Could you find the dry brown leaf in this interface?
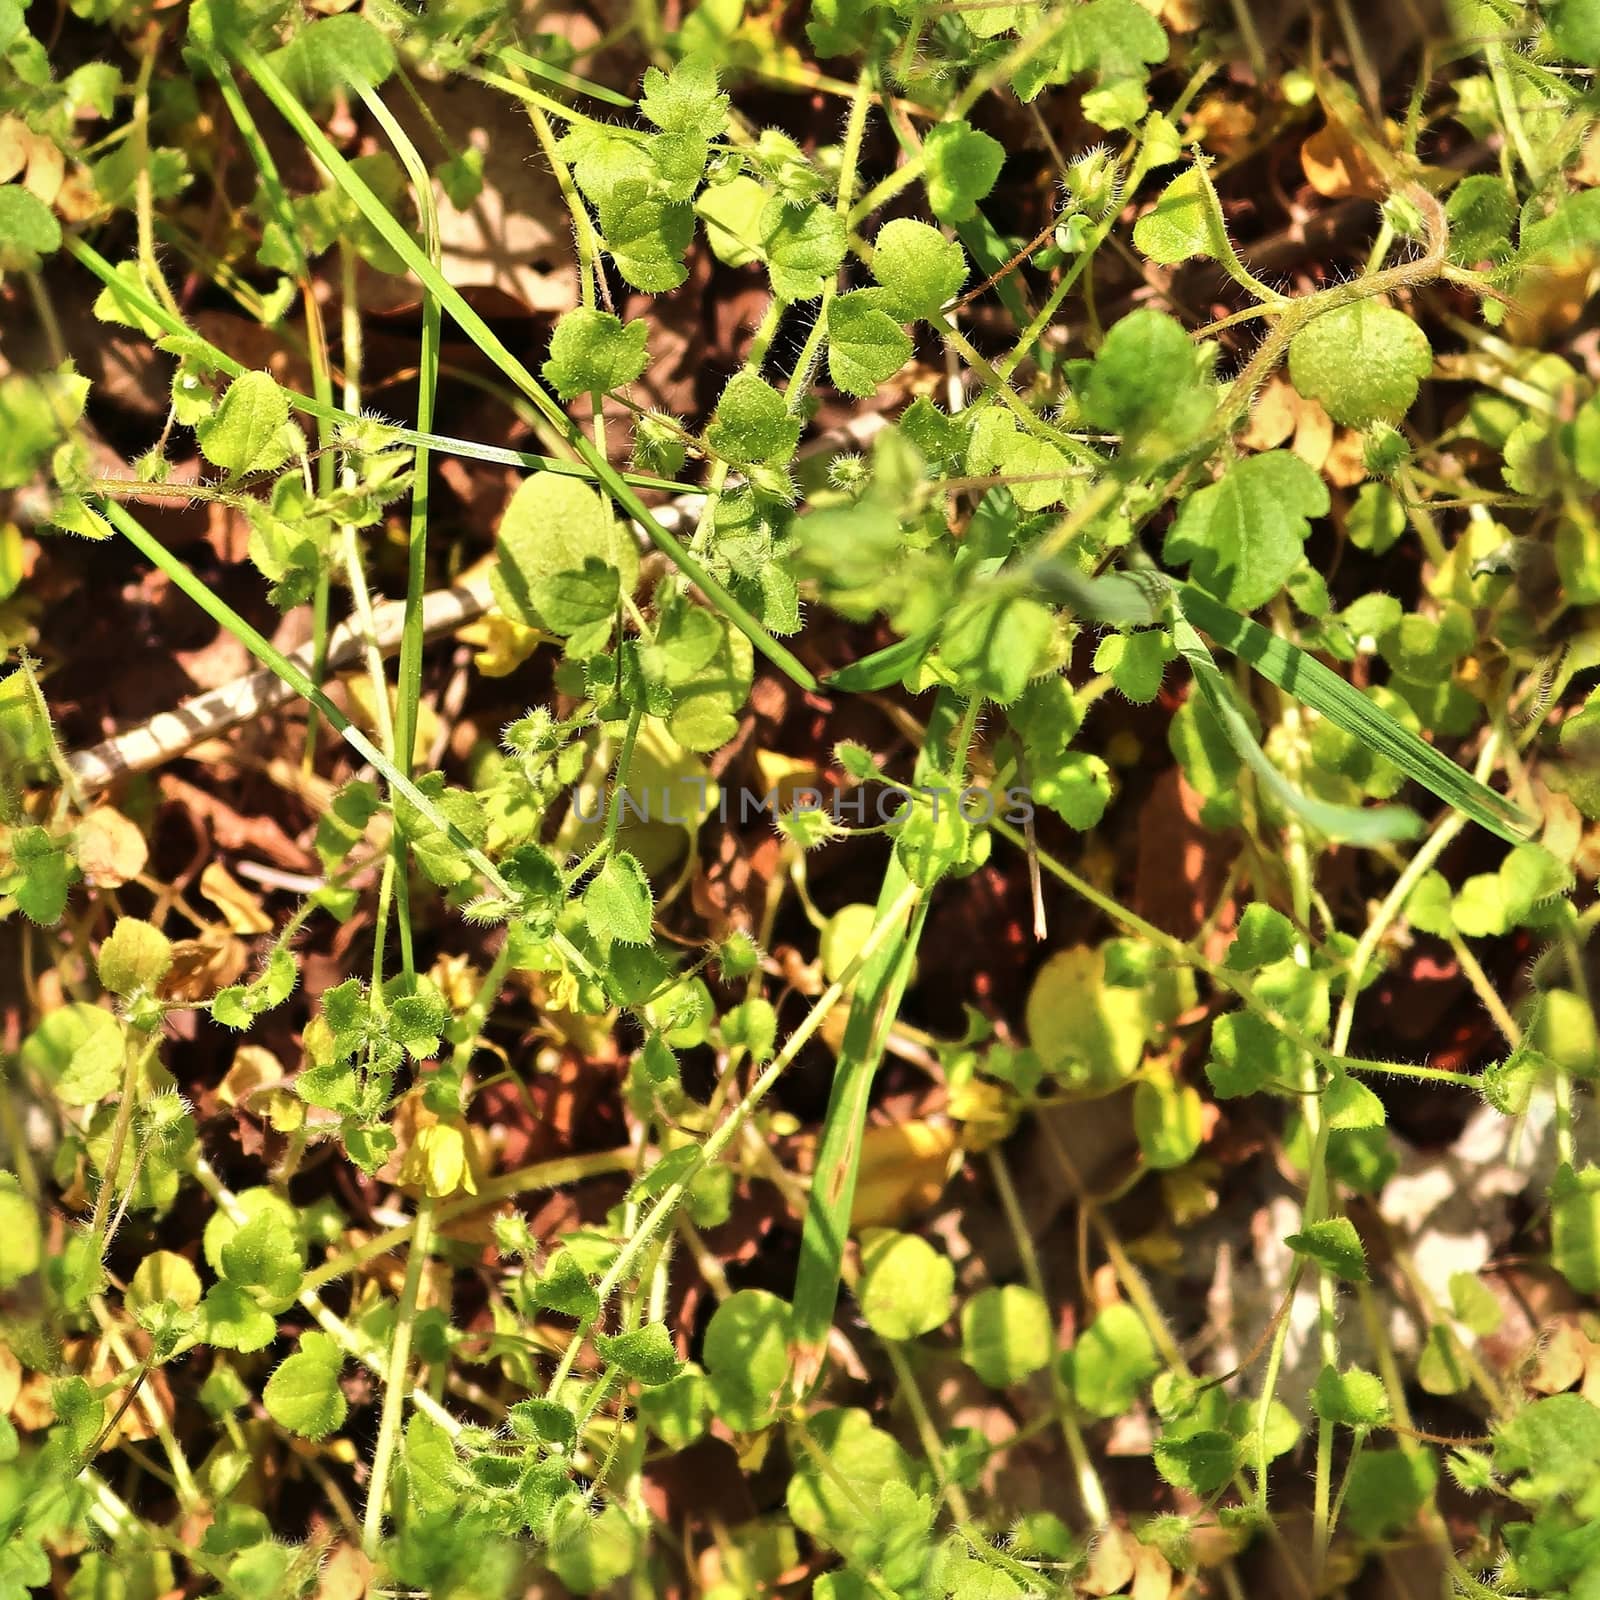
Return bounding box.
[1323,427,1369,487]
[0,1345,20,1415]
[199,860,274,934]
[316,1546,374,1600]
[1301,120,1388,198]
[390,77,579,316]
[1190,95,1256,155]
[217,1043,286,1108]
[163,927,250,1000]
[1241,375,1300,451]
[1131,1543,1176,1600]
[1503,255,1599,345]
[75,806,149,887]
[1082,1525,1138,1596]
[1528,1318,1592,1394]
[1290,394,1334,472]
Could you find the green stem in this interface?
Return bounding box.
[362,1195,434,1554]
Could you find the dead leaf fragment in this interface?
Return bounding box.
[850,1119,959,1227]
[1301,119,1388,198]
[75,807,148,887]
[200,860,274,934]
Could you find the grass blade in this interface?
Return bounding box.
[1176,583,1535,845]
[1169,606,1425,846]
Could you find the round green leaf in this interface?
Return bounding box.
[21,1002,124,1106]
[491,471,639,632]
[97,917,173,997]
[703,1289,793,1431]
[0,186,62,272]
[856,1230,955,1341]
[870,219,966,322]
[960,1284,1053,1388]
[1064,1302,1159,1418]
[263,1332,346,1439]
[1288,301,1432,427]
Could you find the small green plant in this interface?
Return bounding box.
[3,0,1600,1595]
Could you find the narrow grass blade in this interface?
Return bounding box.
[1031,556,1534,846]
[491,44,635,107]
[1176,583,1535,845]
[788,689,966,1387]
[233,46,819,693]
[1170,608,1425,846]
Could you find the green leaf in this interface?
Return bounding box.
[1082,307,1213,454]
[697,174,768,267]
[529,1248,601,1320]
[856,1230,955,1341]
[1550,1162,1600,1294]
[0,185,61,272]
[1341,1447,1436,1541]
[639,55,729,138]
[1064,1302,1160,1418]
[491,471,639,633]
[1225,904,1298,970]
[543,309,650,400]
[599,184,693,291]
[584,851,654,946]
[263,14,395,104]
[0,1176,42,1289]
[1519,188,1600,265]
[1286,1215,1368,1281]
[219,1211,304,1313]
[595,1321,683,1386]
[97,918,174,997]
[940,591,1055,703]
[703,1289,793,1431]
[1175,583,1532,845]
[870,219,966,322]
[1448,1270,1502,1337]
[960,1284,1053,1388]
[785,1409,924,1563]
[1163,451,1329,611]
[761,200,847,301]
[1446,175,1515,266]
[1092,629,1170,703]
[200,1282,277,1353]
[1133,167,1215,264]
[196,371,295,476]
[1311,1363,1390,1427]
[826,292,912,396]
[1493,1392,1600,1505]
[1347,481,1407,553]
[263,1332,346,1439]
[924,121,1005,224]
[6,824,71,924]
[705,372,802,468]
[637,1365,709,1451]
[1549,0,1600,63]
[1205,1009,1294,1098]
[1026,943,1182,1093]
[203,1186,303,1276]
[1288,302,1432,427]
[966,411,1072,513]
[1133,1072,1203,1169]
[21,1002,124,1106]
[1154,1429,1237,1494]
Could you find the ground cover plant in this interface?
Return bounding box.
[2,0,1600,1592]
